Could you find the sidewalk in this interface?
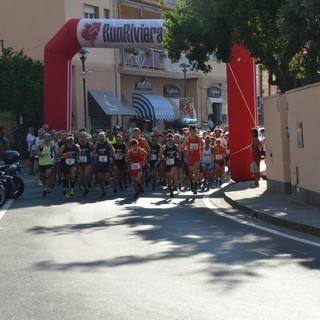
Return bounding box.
[224,179,320,238]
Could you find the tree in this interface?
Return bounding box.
[162,0,320,93]
[0,40,43,129]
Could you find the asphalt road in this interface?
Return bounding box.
[0,176,320,320]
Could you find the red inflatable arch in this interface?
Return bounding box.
[44,19,257,181]
[44,19,163,131]
[227,45,257,181]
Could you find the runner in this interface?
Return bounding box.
[37,133,55,197]
[132,127,151,192]
[173,133,184,190]
[213,138,227,187]
[181,125,203,194]
[201,136,214,190]
[112,133,128,193]
[93,131,115,198]
[51,130,60,188]
[132,127,151,155]
[57,133,80,198]
[148,134,161,191]
[57,130,67,185]
[126,139,148,199]
[30,128,45,186]
[78,131,94,196]
[160,133,182,198]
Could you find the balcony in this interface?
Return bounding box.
[120,48,166,70]
[119,48,202,75]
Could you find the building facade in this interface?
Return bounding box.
[0,0,228,132]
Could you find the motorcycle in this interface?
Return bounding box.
[0,150,25,199]
[0,178,6,208]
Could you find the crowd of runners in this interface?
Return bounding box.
[26,124,231,200]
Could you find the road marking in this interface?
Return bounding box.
[203,194,320,248]
[0,199,14,221]
[255,250,272,257]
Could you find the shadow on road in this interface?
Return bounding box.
[25,185,320,290]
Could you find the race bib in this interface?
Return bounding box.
[202,156,212,164]
[131,162,141,170]
[190,143,198,151]
[114,152,123,160]
[215,154,224,161]
[99,155,108,163]
[43,151,51,157]
[65,158,75,165]
[150,154,157,161]
[79,155,87,163]
[166,158,175,165]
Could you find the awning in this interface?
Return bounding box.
[89,91,137,116]
[208,97,225,104]
[132,93,175,121]
[207,97,225,114]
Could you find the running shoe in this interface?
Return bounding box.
[65,189,70,199]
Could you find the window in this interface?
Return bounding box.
[104,9,110,19]
[84,4,99,19]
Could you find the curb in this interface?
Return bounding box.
[223,186,320,238]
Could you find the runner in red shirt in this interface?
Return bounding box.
[181,125,203,194]
[126,139,148,199]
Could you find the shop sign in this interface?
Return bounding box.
[135,79,153,92]
[164,85,180,97]
[208,86,221,97]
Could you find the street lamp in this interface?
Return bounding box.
[179,62,190,98]
[78,48,90,129]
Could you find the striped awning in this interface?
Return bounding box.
[132,93,175,121]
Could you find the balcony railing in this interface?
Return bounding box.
[120,48,202,75]
[120,48,166,70]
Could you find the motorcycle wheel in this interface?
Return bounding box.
[8,176,25,199]
[0,185,6,207]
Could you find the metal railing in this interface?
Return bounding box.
[120,48,203,74]
[120,48,166,70]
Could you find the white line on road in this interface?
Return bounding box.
[0,199,14,221]
[203,194,320,248]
